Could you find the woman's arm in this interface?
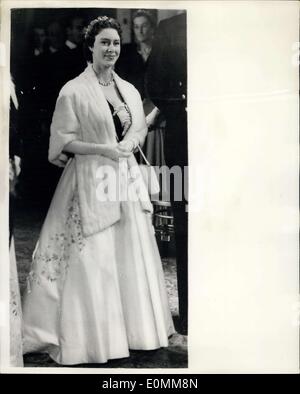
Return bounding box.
[121,127,147,152]
[63,140,132,160]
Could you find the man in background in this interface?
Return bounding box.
[65,16,87,76]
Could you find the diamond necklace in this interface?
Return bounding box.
[92,65,114,86]
[98,76,114,86]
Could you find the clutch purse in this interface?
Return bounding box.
[137,144,160,197]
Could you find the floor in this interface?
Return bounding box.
[13,199,188,369]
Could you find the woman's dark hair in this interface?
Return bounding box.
[84,16,122,62]
[132,9,156,30]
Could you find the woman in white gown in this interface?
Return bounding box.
[22,16,174,366]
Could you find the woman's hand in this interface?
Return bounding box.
[146,107,160,130]
[102,143,132,161]
[118,139,135,153]
[56,153,69,167]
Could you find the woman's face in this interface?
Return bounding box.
[90,28,121,69]
[133,16,153,44]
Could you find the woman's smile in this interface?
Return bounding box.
[105,54,115,60]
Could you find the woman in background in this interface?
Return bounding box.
[116,9,165,167]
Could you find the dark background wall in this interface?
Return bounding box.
[11,8,116,79]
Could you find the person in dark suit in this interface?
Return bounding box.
[146,12,188,335]
[65,16,87,78]
[35,20,77,202]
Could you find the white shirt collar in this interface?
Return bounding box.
[65,40,77,49]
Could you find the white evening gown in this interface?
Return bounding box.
[22,158,175,365]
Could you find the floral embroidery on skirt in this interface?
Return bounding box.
[27,191,85,290]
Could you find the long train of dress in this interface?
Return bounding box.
[22,158,175,365]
